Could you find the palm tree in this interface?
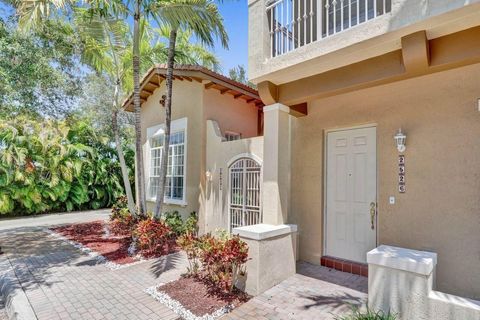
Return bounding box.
[151,0,228,219]
[155,27,220,72]
[14,0,227,217]
[75,10,137,216]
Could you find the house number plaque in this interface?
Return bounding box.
[398,155,405,193]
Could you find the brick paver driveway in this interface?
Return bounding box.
[1,211,367,320]
[222,262,368,320]
[0,211,186,320]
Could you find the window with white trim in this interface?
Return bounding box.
[149,131,185,201]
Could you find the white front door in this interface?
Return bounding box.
[326,126,377,263]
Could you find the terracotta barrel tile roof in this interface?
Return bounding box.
[123,64,264,111]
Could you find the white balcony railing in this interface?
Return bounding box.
[266,0,392,57]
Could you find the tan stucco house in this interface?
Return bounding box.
[123,65,265,230]
[126,1,480,317]
[239,0,480,318]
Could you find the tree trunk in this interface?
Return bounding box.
[133,0,147,216]
[112,80,136,216]
[154,28,177,219]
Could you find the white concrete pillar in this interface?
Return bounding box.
[367,245,480,320]
[233,224,298,295]
[262,103,291,225]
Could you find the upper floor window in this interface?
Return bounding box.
[147,118,187,205]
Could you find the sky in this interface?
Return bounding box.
[212,1,249,73]
[0,1,249,75]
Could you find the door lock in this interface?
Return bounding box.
[370,202,377,230]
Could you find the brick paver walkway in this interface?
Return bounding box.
[222,262,368,320]
[1,211,368,320]
[0,226,188,320]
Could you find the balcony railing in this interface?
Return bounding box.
[266,0,392,57]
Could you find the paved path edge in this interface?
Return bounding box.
[0,256,38,320]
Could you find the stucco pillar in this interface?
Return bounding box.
[262,103,291,225]
[248,0,270,80]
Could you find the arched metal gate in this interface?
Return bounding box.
[229,157,262,230]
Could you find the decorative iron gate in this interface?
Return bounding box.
[229,158,262,230]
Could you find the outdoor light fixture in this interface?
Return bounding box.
[394,128,406,153]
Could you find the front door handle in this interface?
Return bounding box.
[370,202,377,230]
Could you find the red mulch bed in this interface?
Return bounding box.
[158,276,250,317]
[52,221,180,265]
[52,221,136,264]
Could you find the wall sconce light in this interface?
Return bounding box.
[205,170,213,182]
[394,128,406,153]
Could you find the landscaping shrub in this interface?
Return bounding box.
[184,211,198,235]
[335,307,397,320]
[134,218,172,256]
[163,211,198,236]
[177,232,201,275]
[179,231,249,293]
[163,211,184,236]
[109,208,137,236]
[109,196,137,236]
[111,195,129,218]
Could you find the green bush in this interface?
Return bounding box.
[0,116,134,215]
[162,211,198,236]
[162,211,184,236]
[335,307,397,320]
[184,211,198,235]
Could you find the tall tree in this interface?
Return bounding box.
[74,11,137,215]
[151,0,228,218]
[0,17,83,118]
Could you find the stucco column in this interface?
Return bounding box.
[248,0,270,80]
[262,103,291,225]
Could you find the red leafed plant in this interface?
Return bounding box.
[135,218,172,257]
[198,233,249,292]
[109,213,136,236]
[222,236,249,292]
[177,232,201,276]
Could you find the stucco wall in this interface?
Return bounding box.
[203,88,259,138]
[290,62,480,299]
[204,120,264,233]
[139,79,261,225]
[140,80,203,218]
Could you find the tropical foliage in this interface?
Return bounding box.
[0,116,134,215]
